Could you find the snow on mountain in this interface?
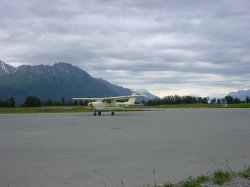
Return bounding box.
[228,89,250,101]
[132,89,158,101]
[0,60,17,75]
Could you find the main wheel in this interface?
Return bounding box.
[98,111,102,116]
[111,111,115,115]
[94,112,97,116]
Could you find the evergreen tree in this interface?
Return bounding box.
[197,97,203,103]
[224,96,241,104]
[174,95,182,104]
[201,97,208,104]
[0,97,16,107]
[61,97,65,105]
[147,99,153,106]
[245,96,250,103]
[44,98,53,106]
[24,96,41,107]
[73,100,78,106]
[0,98,4,107]
[210,98,216,104]
[235,97,241,103]
[7,97,16,107]
[52,100,61,106]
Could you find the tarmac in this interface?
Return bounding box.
[0,108,250,187]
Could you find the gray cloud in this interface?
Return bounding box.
[1,0,250,96]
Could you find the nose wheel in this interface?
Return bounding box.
[111,111,115,115]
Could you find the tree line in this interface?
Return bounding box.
[0,95,250,107]
[0,97,16,107]
[144,95,250,106]
[144,95,209,106]
[0,96,88,107]
[22,96,89,107]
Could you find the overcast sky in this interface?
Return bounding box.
[1,0,250,97]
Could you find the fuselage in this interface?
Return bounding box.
[88,100,134,111]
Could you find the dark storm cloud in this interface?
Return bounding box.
[1,0,250,96]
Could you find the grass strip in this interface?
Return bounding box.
[152,166,250,187]
[0,106,145,114]
[212,170,233,185]
[1,103,250,114]
[142,103,250,108]
[238,166,250,178]
[0,106,91,113]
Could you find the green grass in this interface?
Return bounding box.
[0,106,145,114]
[238,166,250,178]
[227,103,250,108]
[157,175,210,187]
[154,171,232,187]
[143,103,250,108]
[178,175,209,187]
[195,175,210,184]
[151,166,250,187]
[1,103,249,114]
[181,177,202,187]
[143,103,222,108]
[0,106,92,113]
[212,170,233,185]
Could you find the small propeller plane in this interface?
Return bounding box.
[72,93,146,116]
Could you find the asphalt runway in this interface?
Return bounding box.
[0,109,250,187]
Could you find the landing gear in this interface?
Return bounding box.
[93,111,114,116]
[94,111,102,116]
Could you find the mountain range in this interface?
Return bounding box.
[228,89,250,101]
[0,60,17,75]
[209,89,250,101]
[2,60,248,104]
[0,60,157,104]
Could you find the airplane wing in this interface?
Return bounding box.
[72,95,146,101]
[103,95,146,100]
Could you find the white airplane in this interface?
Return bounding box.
[72,93,146,116]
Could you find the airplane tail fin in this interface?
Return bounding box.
[127,97,136,104]
[126,92,137,104]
